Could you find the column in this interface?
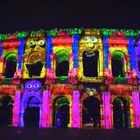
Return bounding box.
[12,90,21,127]
[41,90,51,128]
[0,41,3,78]
[102,91,112,128]
[132,91,140,128]
[72,90,80,128]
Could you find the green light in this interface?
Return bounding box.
[55,97,69,107]
[5,53,17,62]
[18,32,28,38]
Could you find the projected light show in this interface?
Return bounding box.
[0,28,140,129]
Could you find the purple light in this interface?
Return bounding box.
[12,90,21,126]
[102,91,112,128]
[42,90,51,128]
[132,91,140,128]
[72,91,80,128]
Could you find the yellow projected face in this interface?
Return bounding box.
[79,36,102,53]
[78,33,103,82]
[23,36,46,78]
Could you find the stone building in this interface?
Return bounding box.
[0,28,140,128]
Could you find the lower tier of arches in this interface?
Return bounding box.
[0,90,140,129]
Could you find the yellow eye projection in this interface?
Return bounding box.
[38,40,45,47]
[84,37,90,42]
[30,41,36,48]
[91,37,98,43]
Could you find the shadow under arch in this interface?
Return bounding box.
[53,96,70,128]
[82,96,101,128]
[4,52,17,78]
[0,95,13,126]
[21,94,42,127]
[55,50,69,77]
[83,51,99,77]
[113,97,130,128]
[111,50,125,77]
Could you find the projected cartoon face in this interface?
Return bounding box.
[79,35,102,53]
[25,79,41,92]
[24,36,46,78]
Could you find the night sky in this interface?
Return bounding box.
[0,0,140,33]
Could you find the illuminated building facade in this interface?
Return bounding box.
[0,28,140,128]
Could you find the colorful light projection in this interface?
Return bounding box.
[102,91,112,128]
[50,84,73,128]
[68,34,79,84]
[23,35,46,78]
[20,80,42,127]
[109,47,129,78]
[42,90,51,128]
[78,29,103,82]
[50,32,74,82]
[72,91,80,128]
[1,37,19,79]
[0,28,139,129]
[12,90,21,126]
[15,38,25,78]
[135,37,140,83]
[132,91,140,128]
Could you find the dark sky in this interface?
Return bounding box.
[0,0,140,33]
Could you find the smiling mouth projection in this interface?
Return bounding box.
[26,51,44,77]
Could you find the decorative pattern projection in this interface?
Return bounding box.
[102,92,112,128]
[12,90,21,126]
[103,36,109,69]
[128,37,136,70]
[132,91,140,128]
[0,28,140,129]
[23,35,46,78]
[78,30,103,82]
[72,91,80,128]
[20,79,42,127]
[42,90,51,128]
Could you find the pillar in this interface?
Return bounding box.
[72,90,80,128]
[41,90,51,128]
[132,91,140,128]
[12,90,21,127]
[102,91,112,128]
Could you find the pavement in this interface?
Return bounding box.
[0,126,140,140]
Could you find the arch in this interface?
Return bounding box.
[113,97,130,128]
[23,96,41,127]
[20,93,42,127]
[83,51,99,77]
[82,96,101,128]
[0,96,13,126]
[52,96,70,128]
[4,52,17,78]
[111,50,125,77]
[55,50,69,77]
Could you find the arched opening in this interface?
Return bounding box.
[23,96,40,127]
[4,53,17,78]
[26,52,44,77]
[113,97,130,128]
[0,96,13,126]
[82,96,100,128]
[83,51,99,77]
[56,50,69,77]
[53,96,70,128]
[111,51,125,77]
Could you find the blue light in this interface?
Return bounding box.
[103,36,109,69]
[0,41,2,57]
[18,38,25,70]
[72,34,79,68]
[46,36,53,68]
[128,37,136,69]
